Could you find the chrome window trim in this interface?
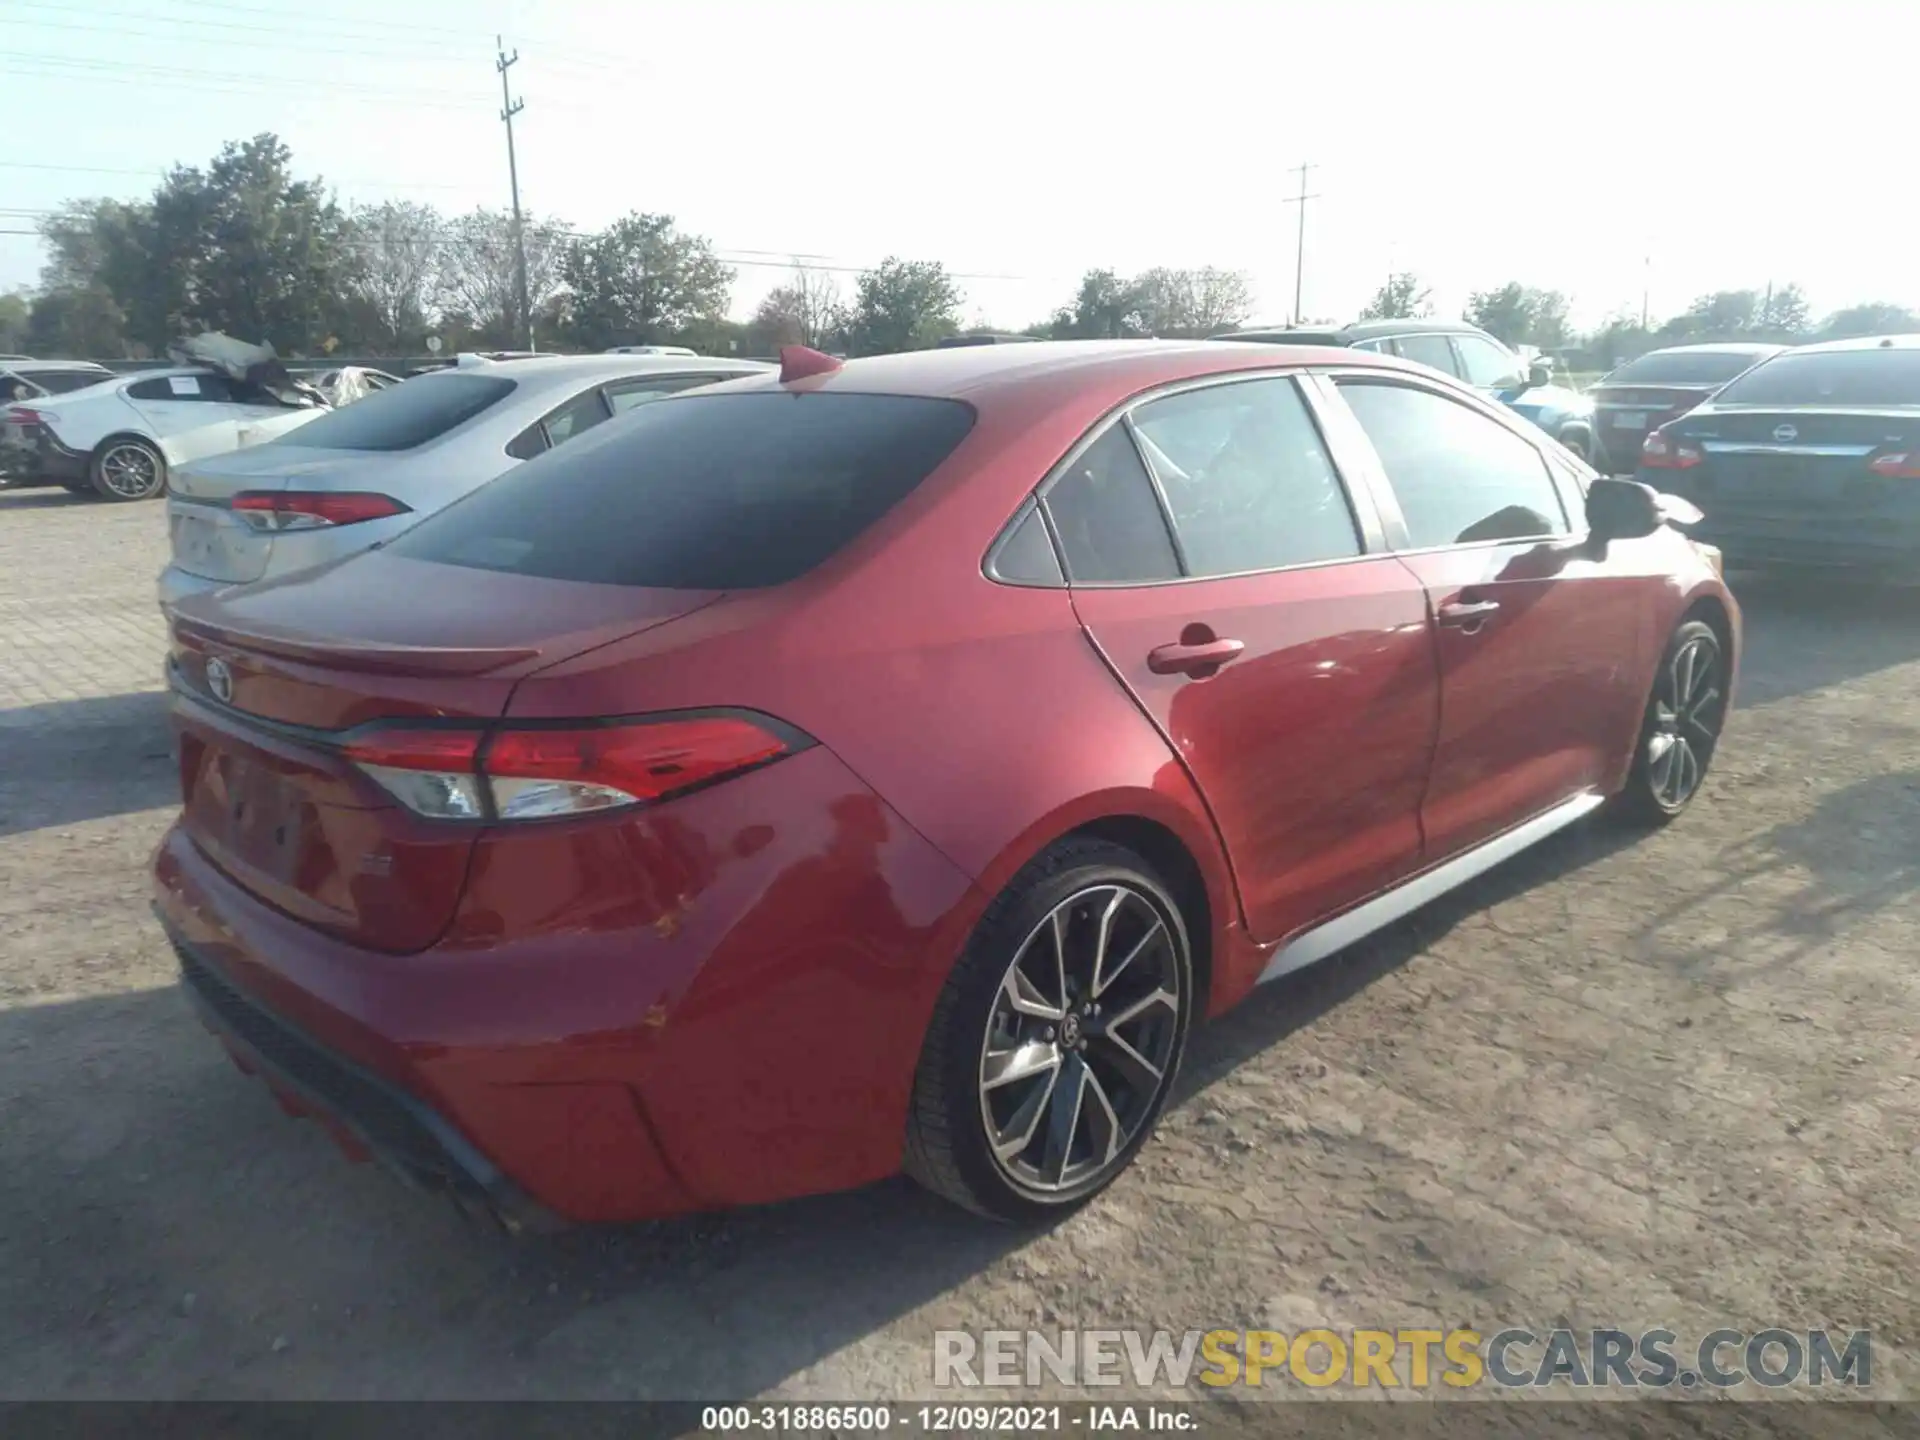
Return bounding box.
[981,367,1391,590]
[1315,366,1577,554]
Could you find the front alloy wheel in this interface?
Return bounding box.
[906,838,1193,1221]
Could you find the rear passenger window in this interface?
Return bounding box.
[127,374,232,402]
[1391,334,1460,376]
[1130,378,1359,575]
[539,388,611,447]
[1044,427,1180,584]
[1337,381,1568,548]
[605,374,730,412]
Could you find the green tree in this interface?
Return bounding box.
[24,286,128,358]
[844,258,963,354]
[1043,268,1146,339]
[1132,266,1254,337]
[752,264,844,349]
[1359,272,1432,321]
[434,208,567,349]
[0,292,29,353]
[150,134,358,352]
[343,200,442,351]
[1753,283,1810,339]
[1466,283,1571,347]
[1816,302,1920,341]
[558,212,733,351]
[1660,289,1760,342]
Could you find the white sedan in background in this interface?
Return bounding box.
[0,366,325,501]
[158,353,768,613]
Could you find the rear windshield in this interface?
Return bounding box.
[25,368,112,394]
[388,391,978,589]
[1711,348,1920,407]
[1606,350,1770,386]
[278,373,516,451]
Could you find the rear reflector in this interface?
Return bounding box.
[232,490,412,531]
[1868,450,1920,479]
[341,714,802,821]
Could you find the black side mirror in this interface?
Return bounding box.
[1586,476,1662,541]
[1526,361,1552,388]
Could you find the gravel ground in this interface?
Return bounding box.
[1,488,1916,1410]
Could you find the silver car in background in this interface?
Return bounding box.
[158,353,769,612]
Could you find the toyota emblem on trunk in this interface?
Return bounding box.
[1773,423,1798,442]
[205,656,234,704]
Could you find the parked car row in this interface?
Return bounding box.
[1211,318,1599,464]
[158,353,768,607]
[0,361,326,501]
[150,335,1741,1232]
[1633,333,1920,576]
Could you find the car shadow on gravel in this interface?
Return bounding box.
[1174,813,1648,1100]
[1730,570,1920,706]
[0,978,1036,1400]
[0,489,97,511]
[0,690,175,838]
[1629,769,1920,985]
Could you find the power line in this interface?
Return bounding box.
[0,51,486,106]
[0,0,660,79]
[0,158,480,192]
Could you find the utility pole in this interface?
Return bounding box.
[1279,163,1320,324]
[1641,255,1650,331]
[496,37,533,352]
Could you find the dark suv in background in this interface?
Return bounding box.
[1213,319,1597,463]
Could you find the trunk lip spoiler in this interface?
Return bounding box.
[171,614,541,676]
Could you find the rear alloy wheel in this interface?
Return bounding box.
[905,838,1193,1222]
[1615,619,1726,825]
[90,437,167,502]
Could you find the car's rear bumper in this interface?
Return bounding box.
[166,925,565,1234]
[150,739,983,1225]
[0,421,88,485]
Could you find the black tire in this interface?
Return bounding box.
[904,837,1195,1223]
[1611,619,1726,827]
[89,436,167,502]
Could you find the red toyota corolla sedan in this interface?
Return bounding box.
[151,339,1739,1229]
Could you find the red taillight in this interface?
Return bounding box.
[1641,429,1702,470]
[1868,450,1920,479]
[5,407,51,425]
[231,490,411,532]
[341,715,799,821]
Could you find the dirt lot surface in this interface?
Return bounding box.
[2,488,1917,1409]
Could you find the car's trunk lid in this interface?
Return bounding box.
[168,447,403,583]
[167,551,722,952]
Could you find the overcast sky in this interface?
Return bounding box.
[1,0,1911,333]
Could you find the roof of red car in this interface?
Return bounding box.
[728,338,1419,404]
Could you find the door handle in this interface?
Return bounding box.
[1147,637,1246,676]
[1437,598,1501,629]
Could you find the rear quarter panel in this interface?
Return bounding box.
[507,376,1252,1013]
